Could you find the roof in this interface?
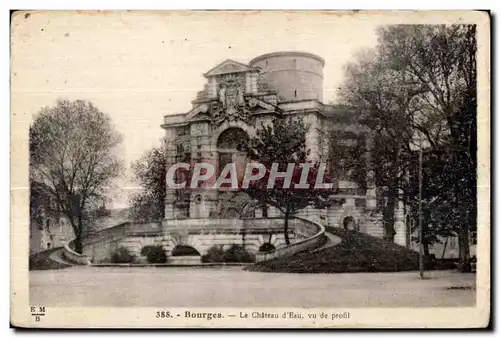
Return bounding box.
[249,51,325,66]
[203,59,257,77]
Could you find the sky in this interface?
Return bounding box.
[11,11,381,208]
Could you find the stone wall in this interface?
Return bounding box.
[81,222,163,263]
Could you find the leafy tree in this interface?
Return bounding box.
[407,148,457,255]
[338,25,477,270]
[129,139,167,222]
[377,25,477,271]
[29,100,123,253]
[338,48,424,241]
[244,118,338,245]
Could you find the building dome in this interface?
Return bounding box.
[249,51,324,102]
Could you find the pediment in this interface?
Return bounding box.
[204,59,250,77]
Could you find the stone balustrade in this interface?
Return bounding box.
[63,239,92,265]
[164,217,296,234]
[254,216,326,262]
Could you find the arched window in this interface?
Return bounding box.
[343,216,355,231]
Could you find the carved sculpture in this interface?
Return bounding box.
[211,74,255,127]
[209,192,256,219]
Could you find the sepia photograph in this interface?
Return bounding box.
[10,10,490,328]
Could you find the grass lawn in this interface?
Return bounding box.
[29,247,71,271]
[247,227,421,273]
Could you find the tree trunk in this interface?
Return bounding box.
[284,212,290,246]
[423,241,430,257]
[67,216,83,254]
[458,228,471,272]
[74,234,83,254]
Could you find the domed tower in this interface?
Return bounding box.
[249,51,324,102]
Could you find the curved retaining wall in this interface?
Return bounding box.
[163,217,298,256]
[63,239,92,265]
[254,216,325,262]
[62,218,324,264]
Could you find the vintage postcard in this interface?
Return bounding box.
[10,10,490,328]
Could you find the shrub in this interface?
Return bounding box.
[223,245,255,263]
[259,243,276,253]
[110,247,135,263]
[171,245,201,256]
[201,245,225,263]
[140,245,167,263]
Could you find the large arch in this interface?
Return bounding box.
[216,127,250,189]
[171,244,201,256]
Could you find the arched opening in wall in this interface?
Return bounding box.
[217,128,249,188]
[171,245,201,256]
[259,242,276,253]
[343,216,355,231]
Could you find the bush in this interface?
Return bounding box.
[201,246,225,263]
[171,245,200,256]
[223,245,255,263]
[111,247,135,263]
[201,245,255,263]
[140,245,167,263]
[259,243,276,253]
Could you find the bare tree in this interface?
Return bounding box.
[29,100,123,253]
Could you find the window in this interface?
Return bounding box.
[294,90,297,98]
[262,205,268,218]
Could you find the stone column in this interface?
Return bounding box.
[394,200,407,246]
[191,122,217,219]
[208,76,217,99]
[164,127,178,220]
[305,113,320,162]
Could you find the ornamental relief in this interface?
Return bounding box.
[211,73,256,127]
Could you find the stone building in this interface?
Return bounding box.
[29,183,74,253]
[161,51,408,247]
